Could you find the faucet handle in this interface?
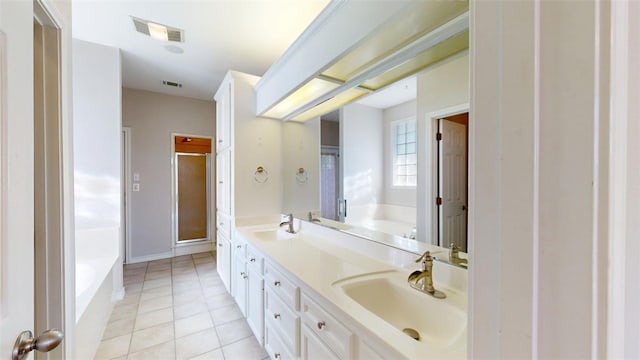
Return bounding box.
[415,251,432,265]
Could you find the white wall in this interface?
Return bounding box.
[341,103,384,210]
[72,39,121,262]
[383,100,417,207]
[469,1,610,357]
[281,117,320,214]
[122,88,215,261]
[230,71,283,219]
[416,53,469,244]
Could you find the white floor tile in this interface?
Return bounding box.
[175,328,220,359]
[129,322,175,353]
[174,312,214,339]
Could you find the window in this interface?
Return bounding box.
[392,118,417,187]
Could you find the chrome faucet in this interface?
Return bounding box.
[407,251,446,299]
[449,244,468,267]
[279,213,295,234]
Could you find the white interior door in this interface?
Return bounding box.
[440,119,467,251]
[2,2,67,358]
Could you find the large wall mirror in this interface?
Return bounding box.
[281,51,470,267]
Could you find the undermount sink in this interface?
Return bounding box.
[333,271,466,349]
[252,229,299,241]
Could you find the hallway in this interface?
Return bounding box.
[95,252,267,359]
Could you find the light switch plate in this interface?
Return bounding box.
[133,183,140,192]
[133,173,140,181]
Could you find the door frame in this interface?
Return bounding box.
[423,103,469,246]
[121,127,132,263]
[32,0,76,358]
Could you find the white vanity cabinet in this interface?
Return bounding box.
[215,150,231,215]
[215,230,231,292]
[264,262,301,358]
[215,79,231,152]
[300,294,354,359]
[246,244,265,344]
[232,237,247,315]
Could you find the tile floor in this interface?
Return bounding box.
[95,252,269,360]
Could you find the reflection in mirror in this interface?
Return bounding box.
[281,53,470,267]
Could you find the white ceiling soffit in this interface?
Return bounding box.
[72,0,330,101]
[355,76,417,110]
[255,0,469,121]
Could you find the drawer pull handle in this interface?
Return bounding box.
[218,139,223,143]
[250,258,256,262]
[274,281,281,287]
[317,321,326,330]
[218,180,223,184]
[274,313,281,319]
[236,245,242,249]
[274,354,281,359]
[240,272,246,276]
[219,223,224,227]
[218,243,223,247]
[243,274,248,279]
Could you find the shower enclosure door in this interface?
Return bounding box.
[174,135,212,244]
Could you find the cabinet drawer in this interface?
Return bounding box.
[301,324,340,360]
[265,321,295,360]
[246,244,264,274]
[265,287,300,355]
[216,211,231,239]
[232,238,246,260]
[301,294,354,360]
[264,262,300,310]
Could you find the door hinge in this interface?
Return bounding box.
[436,197,442,206]
[436,132,442,141]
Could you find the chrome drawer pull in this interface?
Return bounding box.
[274,353,281,359]
[317,321,326,330]
[250,258,256,262]
[274,281,281,287]
[274,313,281,319]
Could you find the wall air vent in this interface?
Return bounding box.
[131,16,184,42]
[162,80,182,88]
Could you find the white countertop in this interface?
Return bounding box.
[236,225,467,359]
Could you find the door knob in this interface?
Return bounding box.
[12,329,64,360]
[462,205,467,211]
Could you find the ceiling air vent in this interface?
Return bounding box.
[131,16,184,42]
[162,80,182,88]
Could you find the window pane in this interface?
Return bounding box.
[407,175,417,186]
[406,131,416,143]
[397,154,406,165]
[406,121,416,132]
[398,165,407,175]
[407,153,417,164]
[397,144,406,155]
[406,142,416,154]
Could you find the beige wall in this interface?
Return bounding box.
[122,88,215,261]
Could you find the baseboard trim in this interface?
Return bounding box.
[127,252,173,264]
[174,241,214,257]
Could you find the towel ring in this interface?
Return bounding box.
[254,166,269,183]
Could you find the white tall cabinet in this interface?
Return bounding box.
[214,70,283,344]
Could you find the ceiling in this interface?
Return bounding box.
[356,76,417,109]
[72,0,330,101]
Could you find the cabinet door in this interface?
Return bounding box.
[216,232,231,292]
[216,150,231,214]
[246,267,264,344]
[216,81,231,151]
[232,249,247,316]
[301,324,340,360]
